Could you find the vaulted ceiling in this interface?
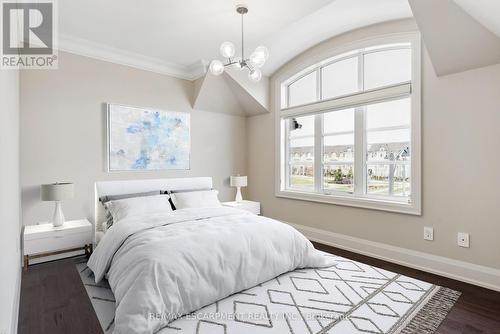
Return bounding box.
[410,0,500,76]
[56,1,500,116]
[453,0,500,38]
[57,0,412,79]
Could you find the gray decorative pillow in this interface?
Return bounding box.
[100,190,162,229]
[99,190,161,204]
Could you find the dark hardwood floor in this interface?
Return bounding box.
[19,244,500,334]
[18,257,102,334]
[313,242,500,334]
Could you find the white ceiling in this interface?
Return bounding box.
[262,0,413,74]
[453,0,500,38]
[410,0,500,76]
[57,0,413,79]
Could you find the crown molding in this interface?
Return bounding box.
[57,34,206,81]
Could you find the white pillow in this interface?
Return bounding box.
[105,194,173,223]
[171,190,222,209]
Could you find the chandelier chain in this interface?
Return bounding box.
[241,11,244,61]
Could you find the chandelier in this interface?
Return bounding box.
[209,4,269,82]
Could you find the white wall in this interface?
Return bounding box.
[247,19,500,272]
[0,69,21,333]
[20,52,247,227]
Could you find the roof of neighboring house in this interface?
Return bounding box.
[290,142,410,158]
[368,143,410,159]
[291,145,353,155]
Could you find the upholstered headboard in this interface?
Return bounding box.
[93,177,213,244]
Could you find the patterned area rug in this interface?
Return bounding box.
[76,253,460,334]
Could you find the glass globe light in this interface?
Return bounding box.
[209,60,225,76]
[248,68,262,82]
[249,46,269,68]
[249,53,265,68]
[254,45,269,60]
[220,41,236,59]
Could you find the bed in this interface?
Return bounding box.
[90,177,333,333]
[87,177,459,334]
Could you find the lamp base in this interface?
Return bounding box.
[235,187,243,203]
[52,201,65,227]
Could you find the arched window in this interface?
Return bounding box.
[277,33,421,215]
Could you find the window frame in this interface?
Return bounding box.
[274,32,421,215]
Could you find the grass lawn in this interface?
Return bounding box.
[290,176,314,187]
[291,176,410,196]
[291,176,353,192]
[368,181,410,195]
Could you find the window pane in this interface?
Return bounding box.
[367,164,410,197]
[366,129,410,162]
[367,164,390,195]
[367,128,410,144]
[280,44,418,207]
[289,115,314,190]
[290,165,314,190]
[366,98,411,130]
[288,71,317,107]
[323,108,354,134]
[324,164,353,193]
[321,57,358,100]
[323,125,353,194]
[290,137,314,190]
[323,134,354,162]
[394,164,411,197]
[366,97,411,198]
[290,138,314,161]
[290,115,314,138]
[364,49,411,90]
[367,141,410,162]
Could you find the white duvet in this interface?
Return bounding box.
[88,207,332,334]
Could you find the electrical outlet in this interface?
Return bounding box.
[423,227,434,241]
[457,232,470,248]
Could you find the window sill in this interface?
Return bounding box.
[275,190,421,216]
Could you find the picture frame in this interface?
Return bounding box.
[106,103,190,171]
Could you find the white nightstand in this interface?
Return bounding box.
[222,200,261,215]
[23,219,93,270]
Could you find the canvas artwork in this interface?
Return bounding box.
[107,104,190,171]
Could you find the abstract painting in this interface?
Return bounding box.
[107,104,190,171]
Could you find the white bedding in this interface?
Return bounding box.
[88,207,332,334]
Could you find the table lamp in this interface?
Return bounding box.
[230,175,247,203]
[40,182,74,227]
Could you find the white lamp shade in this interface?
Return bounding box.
[41,183,74,201]
[230,176,247,188]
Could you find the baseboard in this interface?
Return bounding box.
[287,221,500,292]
